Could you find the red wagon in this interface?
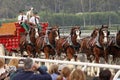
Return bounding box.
[0,22,48,52]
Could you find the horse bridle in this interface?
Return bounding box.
[96,29,109,49]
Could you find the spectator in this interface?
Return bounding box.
[9,59,23,80]
[8,58,19,69]
[17,59,24,69]
[56,75,64,80]
[0,59,6,80]
[40,62,47,72]
[48,64,59,80]
[12,58,52,80]
[0,58,11,80]
[99,69,112,80]
[0,59,5,75]
[69,68,86,80]
[58,64,67,75]
[61,66,71,80]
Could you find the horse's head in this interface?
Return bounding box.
[98,25,110,48]
[116,30,120,46]
[91,28,99,38]
[48,26,60,41]
[70,26,81,42]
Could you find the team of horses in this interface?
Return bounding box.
[18,7,120,63]
[81,25,120,64]
[0,25,119,77]
[18,25,120,64]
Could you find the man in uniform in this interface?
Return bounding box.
[29,11,41,31]
[18,10,29,33]
[18,10,31,43]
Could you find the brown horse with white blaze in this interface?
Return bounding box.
[56,26,81,60]
[35,26,60,59]
[93,25,110,63]
[80,28,99,62]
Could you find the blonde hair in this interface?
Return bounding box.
[0,59,4,68]
[69,69,86,80]
[56,75,63,80]
[48,64,58,74]
[8,58,19,68]
[61,66,71,78]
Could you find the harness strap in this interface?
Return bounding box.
[21,15,23,21]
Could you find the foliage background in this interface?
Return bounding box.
[0,0,120,27]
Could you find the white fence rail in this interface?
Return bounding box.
[1,56,120,69]
[0,56,120,80]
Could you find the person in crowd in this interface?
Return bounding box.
[58,64,67,75]
[0,59,7,80]
[56,75,64,80]
[99,69,112,80]
[12,58,52,80]
[10,59,24,80]
[40,62,48,72]
[8,58,19,68]
[29,11,41,31]
[17,59,24,69]
[61,66,71,80]
[18,10,29,33]
[7,58,20,80]
[69,68,86,80]
[48,64,59,80]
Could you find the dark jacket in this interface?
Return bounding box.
[12,67,52,80]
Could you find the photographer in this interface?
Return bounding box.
[12,58,52,80]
